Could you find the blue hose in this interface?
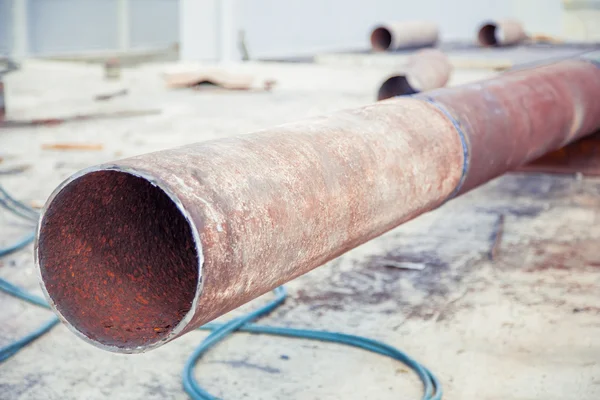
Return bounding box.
[0,185,58,363]
[0,276,60,362]
[0,232,35,257]
[0,186,39,222]
[0,315,59,362]
[183,287,442,400]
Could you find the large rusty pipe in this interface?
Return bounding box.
[370,21,439,52]
[377,49,452,100]
[36,52,600,353]
[477,19,527,47]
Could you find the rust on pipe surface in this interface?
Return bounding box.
[370,21,439,52]
[377,49,452,100]
[416,52,600,194]
[477,19,527,47]
[36,51,600,353]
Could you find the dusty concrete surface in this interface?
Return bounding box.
[1,59,599,400]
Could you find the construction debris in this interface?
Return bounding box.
[42,143,104,151]
[94,89,128,101]
[0,109,160,129]
[165,70,275,92]
[381,260,427,271]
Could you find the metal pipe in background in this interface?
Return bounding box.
[377,49,452,100]
[35,52,600,354]
[477,19,527,47]
[370,21,439,52]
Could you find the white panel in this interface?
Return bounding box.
[28,0,118,55]
[180,0,219,61]
[130,0,179,50]
[512,0,563,36]
[0,0,14,56]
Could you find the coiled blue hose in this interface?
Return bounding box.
[183,287,442,400]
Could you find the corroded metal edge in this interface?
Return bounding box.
[34,165,205,354]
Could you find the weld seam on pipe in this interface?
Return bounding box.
[419,97,470,199]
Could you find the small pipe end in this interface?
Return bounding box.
[478,23,498,47]
[377,75,418,100]
[371,27,393,51]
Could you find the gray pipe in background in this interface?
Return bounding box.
[370,21,439,51]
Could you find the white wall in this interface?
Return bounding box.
[512,0,563,37]
[180,0,566,61]
[0,0,14,56]
[130,0,179,50]
[28,0,119,55]
[2,0,179,58]
[180,0,220,61]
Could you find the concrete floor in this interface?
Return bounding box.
[1,57,599,400]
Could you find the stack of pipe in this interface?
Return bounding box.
[36,52,600,353]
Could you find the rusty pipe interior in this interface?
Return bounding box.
[37,170,202,351]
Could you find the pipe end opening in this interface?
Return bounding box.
[371,27,393,51]
[478,23,498,47]
[37,170,200,352]
[377,75,418,100]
